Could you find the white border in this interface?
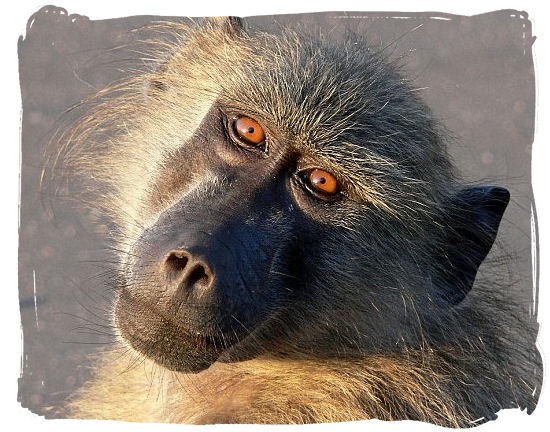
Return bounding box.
[4,1,548,432]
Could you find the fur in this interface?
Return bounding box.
[44,17,542,427]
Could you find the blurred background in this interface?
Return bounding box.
[17,6,538,417]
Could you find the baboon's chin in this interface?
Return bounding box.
[115,290,228,373]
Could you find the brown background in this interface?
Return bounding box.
[17,6,538,417]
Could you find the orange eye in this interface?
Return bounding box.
[307,169,339,195]
[233,116,266,147]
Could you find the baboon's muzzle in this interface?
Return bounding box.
[114,186,296,372]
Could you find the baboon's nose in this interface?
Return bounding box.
[162,250,215,294]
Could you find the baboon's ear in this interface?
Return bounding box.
[206,16,246,37]
[147,61,169,96]
[434,186,510,305]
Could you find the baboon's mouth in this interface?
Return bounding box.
[115,288,230,372]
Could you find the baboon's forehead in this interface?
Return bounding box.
[167,26,431,154]
[223,40,378,137]
[211,35,441,168]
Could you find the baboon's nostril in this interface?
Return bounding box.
[164,250,190,282]
[187,264,210,289]
[162,250,214,293]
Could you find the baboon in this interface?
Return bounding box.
[44,16,541,426]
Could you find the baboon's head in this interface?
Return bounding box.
[59,18,509,373]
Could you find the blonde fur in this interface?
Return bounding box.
[69,345,470,426]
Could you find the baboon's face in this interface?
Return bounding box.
[111,22,510,373]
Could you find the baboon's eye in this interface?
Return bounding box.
[303,169,339,196]
[232,116,266,148]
